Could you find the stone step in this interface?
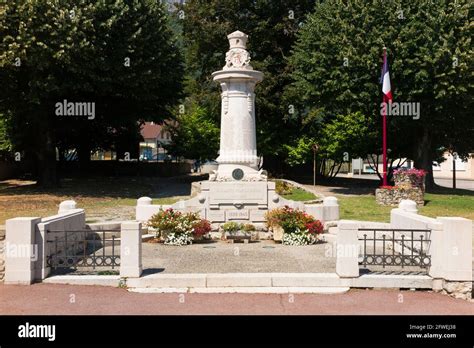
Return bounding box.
[320,234,337,243]
[328,227,339,235]
[129,287,350,294]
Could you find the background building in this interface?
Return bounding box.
[139,122,172,161]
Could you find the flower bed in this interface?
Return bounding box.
[376,168,426,206]
[221,222,255,242]
[148,208,211,246]
[265,206,323,245]
[393,168,426,191]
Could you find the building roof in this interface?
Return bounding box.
[140,122,163,139]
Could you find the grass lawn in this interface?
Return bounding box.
[1,176,472,226]
[0,177,184,224]
[338,192,474,222]
[281,188,317,201]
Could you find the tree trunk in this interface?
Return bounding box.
[36,130,58,187]
[78,143,91,163]
[413,128,435,191]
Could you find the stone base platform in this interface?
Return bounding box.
[136,180,339,228]
[376,187,424,206]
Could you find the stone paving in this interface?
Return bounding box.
[142,240,336,274]
[1,283,473,315]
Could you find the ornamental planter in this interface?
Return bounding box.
[394,173,425,191]
[376,168,426,206]
[225,230,252,243]
[375,187,424,206]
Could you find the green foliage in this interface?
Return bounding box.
[0,115,13,160]
[288,0,473,186]
[319,112,375,161]
[148,208,207,245]
[221,221,242,232]
[265,206,322,240]
[339,192,474,222]
[181,0,316,158]
[242,223,256,232]
[0,1,183,185]
[281,188,316,202]
[164,106,219,161]
[148,208,188,235]
[283,136,316,167]
[275,180,294,195]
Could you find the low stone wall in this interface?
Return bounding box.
[336,201,472,299]
[4,201,144,283]
[376,187,424,206]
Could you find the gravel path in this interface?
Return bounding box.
[142,240,336,274]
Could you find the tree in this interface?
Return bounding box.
[164,106,219,162]
[284,112,376,178]
[180,0,316,165]
[0,114,13,161]
[0,0,183,186]
[287,0,473,189]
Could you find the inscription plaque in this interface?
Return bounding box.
[208,182,267,205]
[226,210,249,220]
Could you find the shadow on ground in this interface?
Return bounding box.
[291,175,474,197]
[0,174,208,199]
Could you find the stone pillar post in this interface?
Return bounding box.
[120,221,142,278]
[431,217,472,281]
[5,217,41,284]
[336,221,360,278]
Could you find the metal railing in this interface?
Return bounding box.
[46,229,120,270]
[358,228,431,270]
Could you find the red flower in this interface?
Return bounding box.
[305,220,323,234]
[192,219,212,236]
[379,185,398,190]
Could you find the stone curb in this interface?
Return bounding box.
[41,272,433,290]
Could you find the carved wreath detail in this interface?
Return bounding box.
[224,48,251,69]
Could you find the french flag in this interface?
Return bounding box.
[380,48,393,102]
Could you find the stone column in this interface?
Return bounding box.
[212,31,264,177]
[431,217,472,281]
[5,217,41,285]
[336,221,360,278]
[120,221,142,278]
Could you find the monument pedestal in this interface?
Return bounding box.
[136,180,339,232]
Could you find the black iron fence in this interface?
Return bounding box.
[46,229,120,271]
[358,228,431,270]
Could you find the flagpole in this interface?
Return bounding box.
[382,47,388,186]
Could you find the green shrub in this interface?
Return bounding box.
[275,180,294,195]
[221,221,242,232]
[243,223,256,232]
[265,206,324,245]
